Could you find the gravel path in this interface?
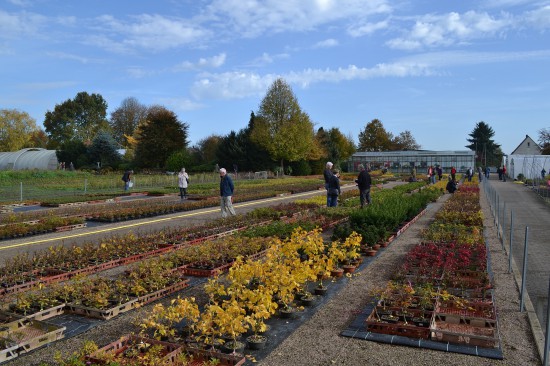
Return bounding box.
[259,189,541,366]
[4,186,542,366]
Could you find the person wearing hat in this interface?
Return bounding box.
[355,164,372,208]
[323,162,334,206]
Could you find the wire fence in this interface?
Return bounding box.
[0,171,273,204]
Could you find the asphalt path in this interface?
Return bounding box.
[482,175,550,330]
[0,183,375,260]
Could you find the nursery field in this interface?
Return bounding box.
[0,175,544,366]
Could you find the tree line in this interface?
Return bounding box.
[2,77,530,173]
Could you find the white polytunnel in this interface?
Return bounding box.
[0,148,59,171]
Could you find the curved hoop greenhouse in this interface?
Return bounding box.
[0,148,58,171]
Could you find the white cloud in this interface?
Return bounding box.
[387,11,513,50]
[90,14,211,52]
[397,49,550,67]
[348,20,389,37]
[524,4,550,29]
[205,0,392,37]
[313,38,339,48]
[0,10,45,39]
[191,62,432,100]
[158,97,204,111]
[46,51,103,64]
[174,53,227,71]
[17,81,77,91]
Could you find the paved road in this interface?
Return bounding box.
[0,182,391,260]
[482,174,550,329]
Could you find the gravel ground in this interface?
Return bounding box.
[4,187,542,366]
[259,190,541,366]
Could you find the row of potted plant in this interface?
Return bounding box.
[366,180,498,347]
[0,215,85,241]
[136,228,361,356]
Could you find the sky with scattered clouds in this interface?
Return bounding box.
[1,0,549,154]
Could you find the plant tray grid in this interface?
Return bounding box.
[435,301,496,321]
[137,280,190,306]
[0,319,65,355]
[66,298,138,320]
[0,341,18,364]
[86,335,182,365]
[365,312,430,340]
[183,262,233,277]
[430,319,498,348]
[20,303,66,322]
[180,347,246,366]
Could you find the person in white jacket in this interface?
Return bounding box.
[178,168,189,199]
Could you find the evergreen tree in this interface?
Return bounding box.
[87,131,122,169]
[466,121,502,167]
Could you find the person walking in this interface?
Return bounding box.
[356,164,372,208]
[327,169,341,207]
[467,167,473,182]
[437,166,443,181]
[485,166,490,179]
[478,166,483,182]
[178,168,189,200]
[542,168,546,179]
[502,165,507,182]
[324,162,334,206]
[219,168,236,218]
[122,170,133,191]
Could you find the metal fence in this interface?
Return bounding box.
[0,171,272,204]
[483,179,550,364]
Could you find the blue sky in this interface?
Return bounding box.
[1,0,549,155]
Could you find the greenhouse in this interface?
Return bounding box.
[348,150,476,174]
[507,154,550,180]
[0,148,59,171]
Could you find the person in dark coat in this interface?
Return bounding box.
[219,168,236,218]
[355,164,372,208]
[446,176,457,194]
[327,169,341,207]
[323,162,334,206]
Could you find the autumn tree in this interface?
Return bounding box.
[251,78,318,173]
[391,130,420,150]
[0,109,40,151]
[465,121,502,167]
[44,92,110,148]
[538,128,550,155]
[316,127,356,169]
[109,97,148,148]
[358,119,392,151]
[134,106,189,169]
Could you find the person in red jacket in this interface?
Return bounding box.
[450,166,457,181]
[502,165,507,182]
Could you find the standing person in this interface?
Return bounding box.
[450,166,457,181]
[219,168,236,218]
[324,162,334,206]
[497,166,502,181]
[122,170,133,191]
[437,166,443,181]
[178,168,189,200]
[502,165,507,182]
[478,167,483,181]
[485,166,490,179]
[327,169,341,207]
[355,164,372,208]
[467,167,473,182]
[542,168,546,179]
